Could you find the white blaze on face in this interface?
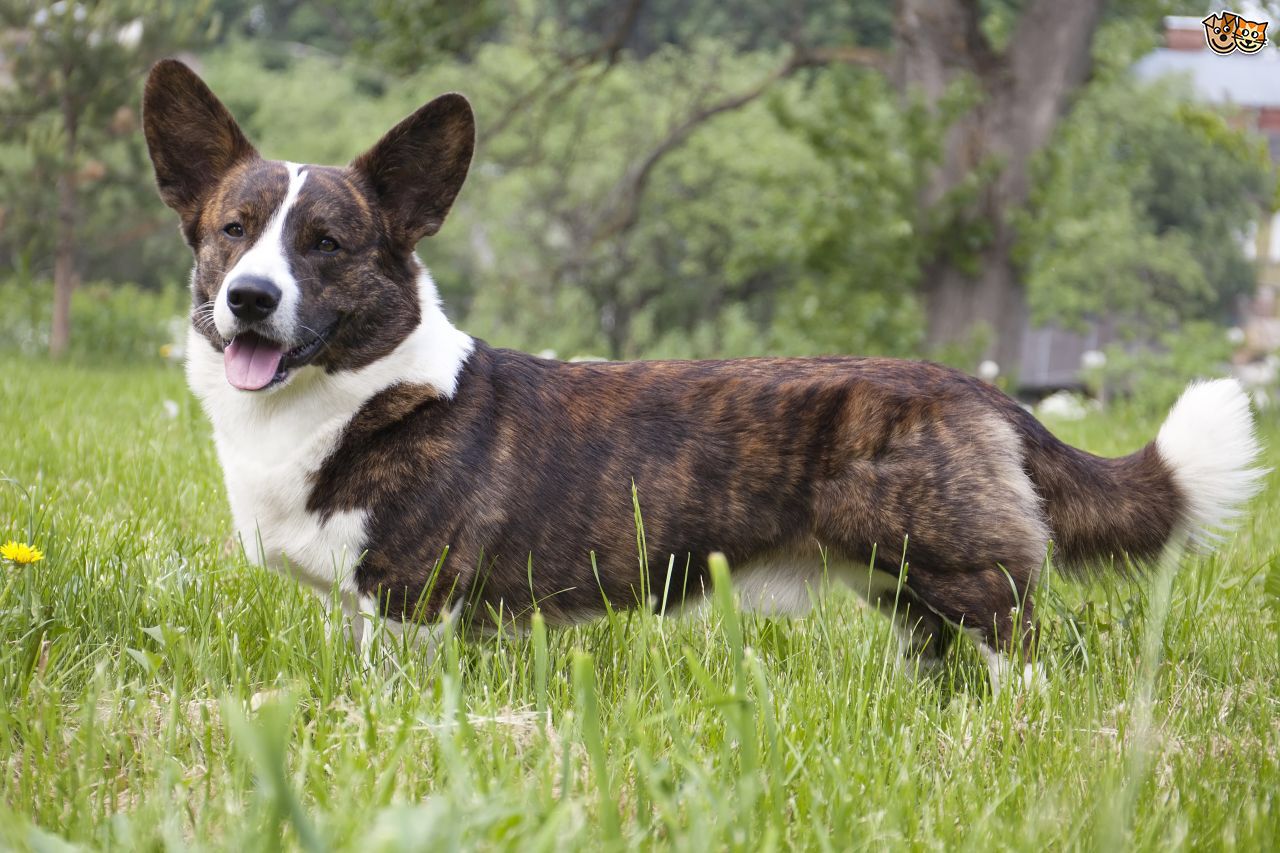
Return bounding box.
[213,162,309,343]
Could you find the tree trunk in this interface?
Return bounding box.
[894,0,1105,378]
[50,79,79,358]
[923,241,1026,375]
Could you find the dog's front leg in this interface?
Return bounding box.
[354,597,460,672]
[307,586,368,654]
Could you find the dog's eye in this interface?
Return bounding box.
[316,236,340,254]
[223,222,244,238]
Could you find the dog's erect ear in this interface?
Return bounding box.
[351,93,475,243]
[143,59,256,240]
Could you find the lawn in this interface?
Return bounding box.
[1,357,1277,850]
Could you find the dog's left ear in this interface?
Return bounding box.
[143,59,257,242]
[351,93,475,244]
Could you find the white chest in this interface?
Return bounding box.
[183,265,474,594]
[214,415,367,593]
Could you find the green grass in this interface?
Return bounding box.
[2,356,1278,851]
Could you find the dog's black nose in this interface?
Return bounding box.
[226,276,281,322]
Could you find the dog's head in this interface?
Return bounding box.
[1203,12,1240,54]
[143,60,474,392]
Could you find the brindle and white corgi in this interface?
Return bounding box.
[143,60,1264,687]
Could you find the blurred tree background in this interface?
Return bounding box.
[0,0,1273,383]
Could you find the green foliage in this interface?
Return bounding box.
[204,0,378,54]
[363,0,500,72]
[196,42,433,165]
[0,269,182,363]
[1021,78,1270,333]
[0,1,1270,366]
[199,35,920,360]
[1266,553,1280,617]
[0,0,211,292]
[364,0,894,74]
[763,66,1019,359]
[1083,321,1238,418]
[1091,2,1177,75]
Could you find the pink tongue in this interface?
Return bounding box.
[224,335,285,390]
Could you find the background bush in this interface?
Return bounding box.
[0,271,182,364]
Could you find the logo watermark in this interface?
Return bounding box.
[1203,10,1269,53]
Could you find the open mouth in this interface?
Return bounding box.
[223,322,337,391]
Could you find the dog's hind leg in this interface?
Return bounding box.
[905,561,1044,694]
[905,415,1050,694]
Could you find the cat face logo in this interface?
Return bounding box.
[1235,17,1268,52]
[1203,12,1240,54]
[1204,10,1268,53]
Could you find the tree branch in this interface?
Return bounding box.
[583,44,884,248]
[485,0,648,139]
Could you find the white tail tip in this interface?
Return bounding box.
[1156,378,1267,545]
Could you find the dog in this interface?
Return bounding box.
[1203,12,1240,54]
[143,59,1264,689]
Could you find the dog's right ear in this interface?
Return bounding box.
[143,59,256,243]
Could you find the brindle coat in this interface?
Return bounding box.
[309,346,1182,657]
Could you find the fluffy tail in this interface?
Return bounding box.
[1156,379,1267,544]
[1018,378,1266,573]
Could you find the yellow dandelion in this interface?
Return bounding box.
[1,541,44,565]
